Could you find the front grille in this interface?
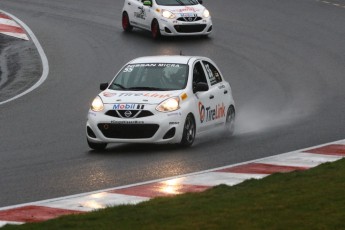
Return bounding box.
[174,24,207,33]
[105,110,154,118]
[177,17,202,22]
[98,123,159,139]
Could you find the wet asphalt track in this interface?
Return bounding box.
[0,0,345,207]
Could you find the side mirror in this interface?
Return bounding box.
[193,82,208,93]
[100,83,109,91]
[143,0,152,7]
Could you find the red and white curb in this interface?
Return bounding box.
[0,9,49,106]
[0,12,29,40]
[1,140,345,227]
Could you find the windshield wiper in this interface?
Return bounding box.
[127,87,168,91]
[187,0,198,5]
[188,0,198,5]
[111,83,127,90]
[176,0,185,6]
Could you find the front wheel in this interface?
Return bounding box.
[151,19,161,39]
[225,106,235,135]
[87,139,107,151]
[180,114,196,147]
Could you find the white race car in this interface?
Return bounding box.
[86,55,235,150]
[122,0,212,39]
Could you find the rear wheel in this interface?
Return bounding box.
[180,114,196,147]
[225,106,235,135]
[151,19,161,39]
[87,139,107,151]
[122,12,133,32]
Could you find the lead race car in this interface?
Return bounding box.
[86,55,235,150]
[122,0,212,39]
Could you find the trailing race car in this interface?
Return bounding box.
[86,55,235,150]
[122,0,212,39]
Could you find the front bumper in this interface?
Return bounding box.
[86,104,186,144]
[159,17,212,36]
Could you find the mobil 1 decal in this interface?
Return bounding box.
[113,103,144,110]
[198,102,225,123]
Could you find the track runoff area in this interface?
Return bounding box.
[0,139,345,226]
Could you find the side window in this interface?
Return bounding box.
[193,61,208,85]
[203,61,223,86]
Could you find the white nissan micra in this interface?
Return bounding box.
[86,56,235,150]
[122,0,212,39]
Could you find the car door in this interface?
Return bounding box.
[201,60,229,126]
[142,0,154,30]
[130,0,151,29]
[192,61,214,132]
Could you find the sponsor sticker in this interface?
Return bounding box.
[199,102,225,123]
[123,63,181,73]
[172,7,200,13]
[167,112,182,117]
[134,8,146,20]
[198,102,205,123]
[103,92,117,97]
[205,64,217,85]
[116,92,171,98]
[113,104,145,110]
[180,13,196,17]
[88,112,97,116]
[111,121,144,124]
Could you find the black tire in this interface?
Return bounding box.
[87,139,107,151]
[122,12,133,32]
[151,19,161,39]
[180,114,196,147]
[225,106,235,135]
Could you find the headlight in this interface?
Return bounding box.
[203,9,210,18]
[162,10,175,19]
[156,97,180,112]
[91,96,104,112]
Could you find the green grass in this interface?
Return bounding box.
[4,158,345,230]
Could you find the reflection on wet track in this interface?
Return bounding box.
[0,0,345,207]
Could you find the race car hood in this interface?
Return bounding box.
[99,90,183,104]
[161,5,206,16]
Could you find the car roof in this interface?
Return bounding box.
[128,55,205,65]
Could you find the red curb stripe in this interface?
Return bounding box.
[216,163,309,174]
[109,182,210,198]
[0,24,24,34]
[0,13,11,20]
[304,144,345,156]
[0,205,83,223]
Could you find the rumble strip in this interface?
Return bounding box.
[0,11,29,40]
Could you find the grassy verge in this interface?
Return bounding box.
[4,158,345,230]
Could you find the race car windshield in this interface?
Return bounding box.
[155,0,199,6]
[110,63,188,91]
